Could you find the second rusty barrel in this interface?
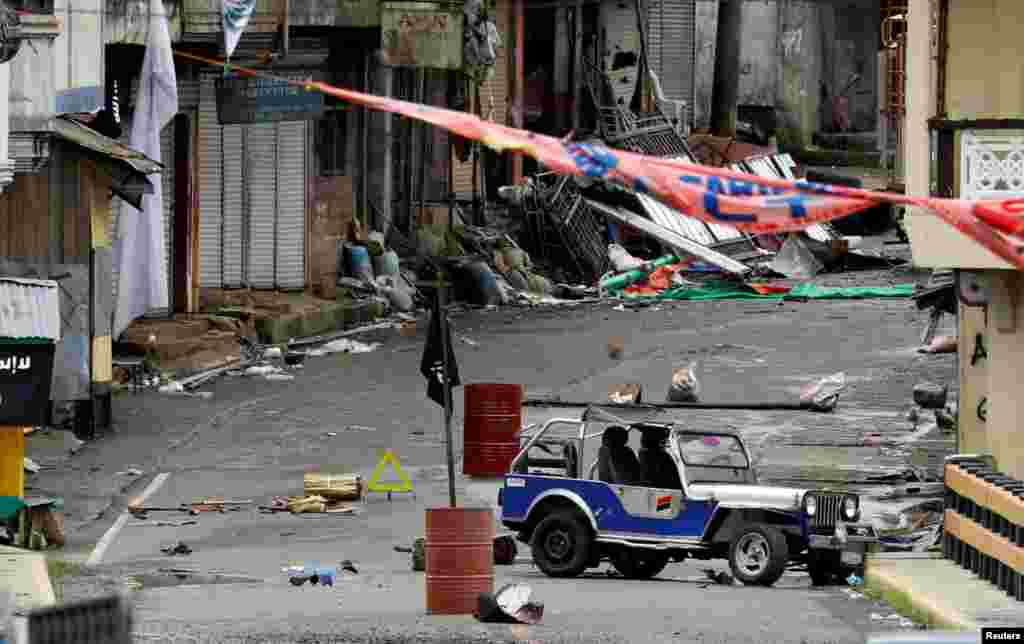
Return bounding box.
[463,383,523,477]
[425,507,495,614]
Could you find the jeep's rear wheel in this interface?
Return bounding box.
[611,548,671,579]
[531,511,593,578]
[728,525,789,587]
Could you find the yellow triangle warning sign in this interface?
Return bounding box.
[366,450,414,493]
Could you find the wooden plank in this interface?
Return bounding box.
[945,464,990,507]
[987,485,1024,526]
[946,509,1024,573]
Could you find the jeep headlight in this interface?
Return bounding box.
[803,493,817,517]
[843,495,859,521]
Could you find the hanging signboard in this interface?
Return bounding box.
[381,2,464,69]
[215,70,327,125]
[0,342,56,426]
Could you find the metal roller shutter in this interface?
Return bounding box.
[177,78,201,111]
[222,124,245,287]
[275,121,306,290]
[646,0,697,128]
[245,123,278,289]
[198,74,223,288]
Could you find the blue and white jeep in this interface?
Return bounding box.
[498,415,877,586]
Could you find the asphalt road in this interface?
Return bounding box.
[37,265,958,644]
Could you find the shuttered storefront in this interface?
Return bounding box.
[222,124,245,287]
[452,0,510,197]
[275,121,307,290]
[197,75,309,290]
[245,123,277,289]
[198,73,224,289]
[645,0,697,128]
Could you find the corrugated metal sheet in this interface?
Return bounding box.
[636,193,715,246]
[669,156,740,242]
[646,0,696,127]
[744,155,834,243]
[178,78,201,111]
[275,121,306,289]
[198,73,223,288]
[245,123,278,289]
[453,0,509,196]
[0,278,61,341]
[222,124,245,287]
[51,117,162,175]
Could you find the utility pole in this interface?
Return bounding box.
[709,0,743,137]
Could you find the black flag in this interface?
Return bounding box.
[420,298,460,408]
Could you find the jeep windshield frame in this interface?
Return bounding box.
[673,432,752,469]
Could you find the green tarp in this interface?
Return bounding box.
[622,281,916,301]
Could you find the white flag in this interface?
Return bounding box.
[112,0,178,340]
[223,0,257,60]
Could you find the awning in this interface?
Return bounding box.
[50,116,163,211]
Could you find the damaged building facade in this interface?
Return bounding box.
[693,0,882,150]
[0,0,163,436]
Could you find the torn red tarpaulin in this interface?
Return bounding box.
[170,50,1024,271]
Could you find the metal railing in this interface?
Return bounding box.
[942,454,1024,600]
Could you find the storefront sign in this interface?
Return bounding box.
[0,343,55,426]
[381,4,464,69]
[215,71,326,125]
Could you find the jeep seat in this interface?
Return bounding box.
[638,430,682,490]
[597,426,643,485]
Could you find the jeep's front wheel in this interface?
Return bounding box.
[728,525,789,586]
[611,548,671,579]
[531,511,593,578]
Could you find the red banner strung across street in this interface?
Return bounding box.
[173,49,1024,271]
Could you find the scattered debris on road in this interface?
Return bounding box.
[799,372,847,412]
[494,535,518,565]
[303,473,363,502]
[22,458,39,474]
[476,584,544,625]
[912,382,948,409]
[319,339,380,355]
[918,335,957,354]
[127,520,198,528]
[607,337,625,360]
[161,542,193,556]
[703,569,736,586]
[666,363,700,402]
[608,383,642,404]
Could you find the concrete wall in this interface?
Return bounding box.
[694,0,878,143]
[980,271,1024,479]
[958,303,989,455]
[945,0,1024,120]
[54,0,105,113]
[904,0,1015,269]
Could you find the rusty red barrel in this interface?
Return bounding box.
[463,383,523,477]
[425,507,495,614]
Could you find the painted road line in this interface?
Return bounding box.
[86,472,171,567]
